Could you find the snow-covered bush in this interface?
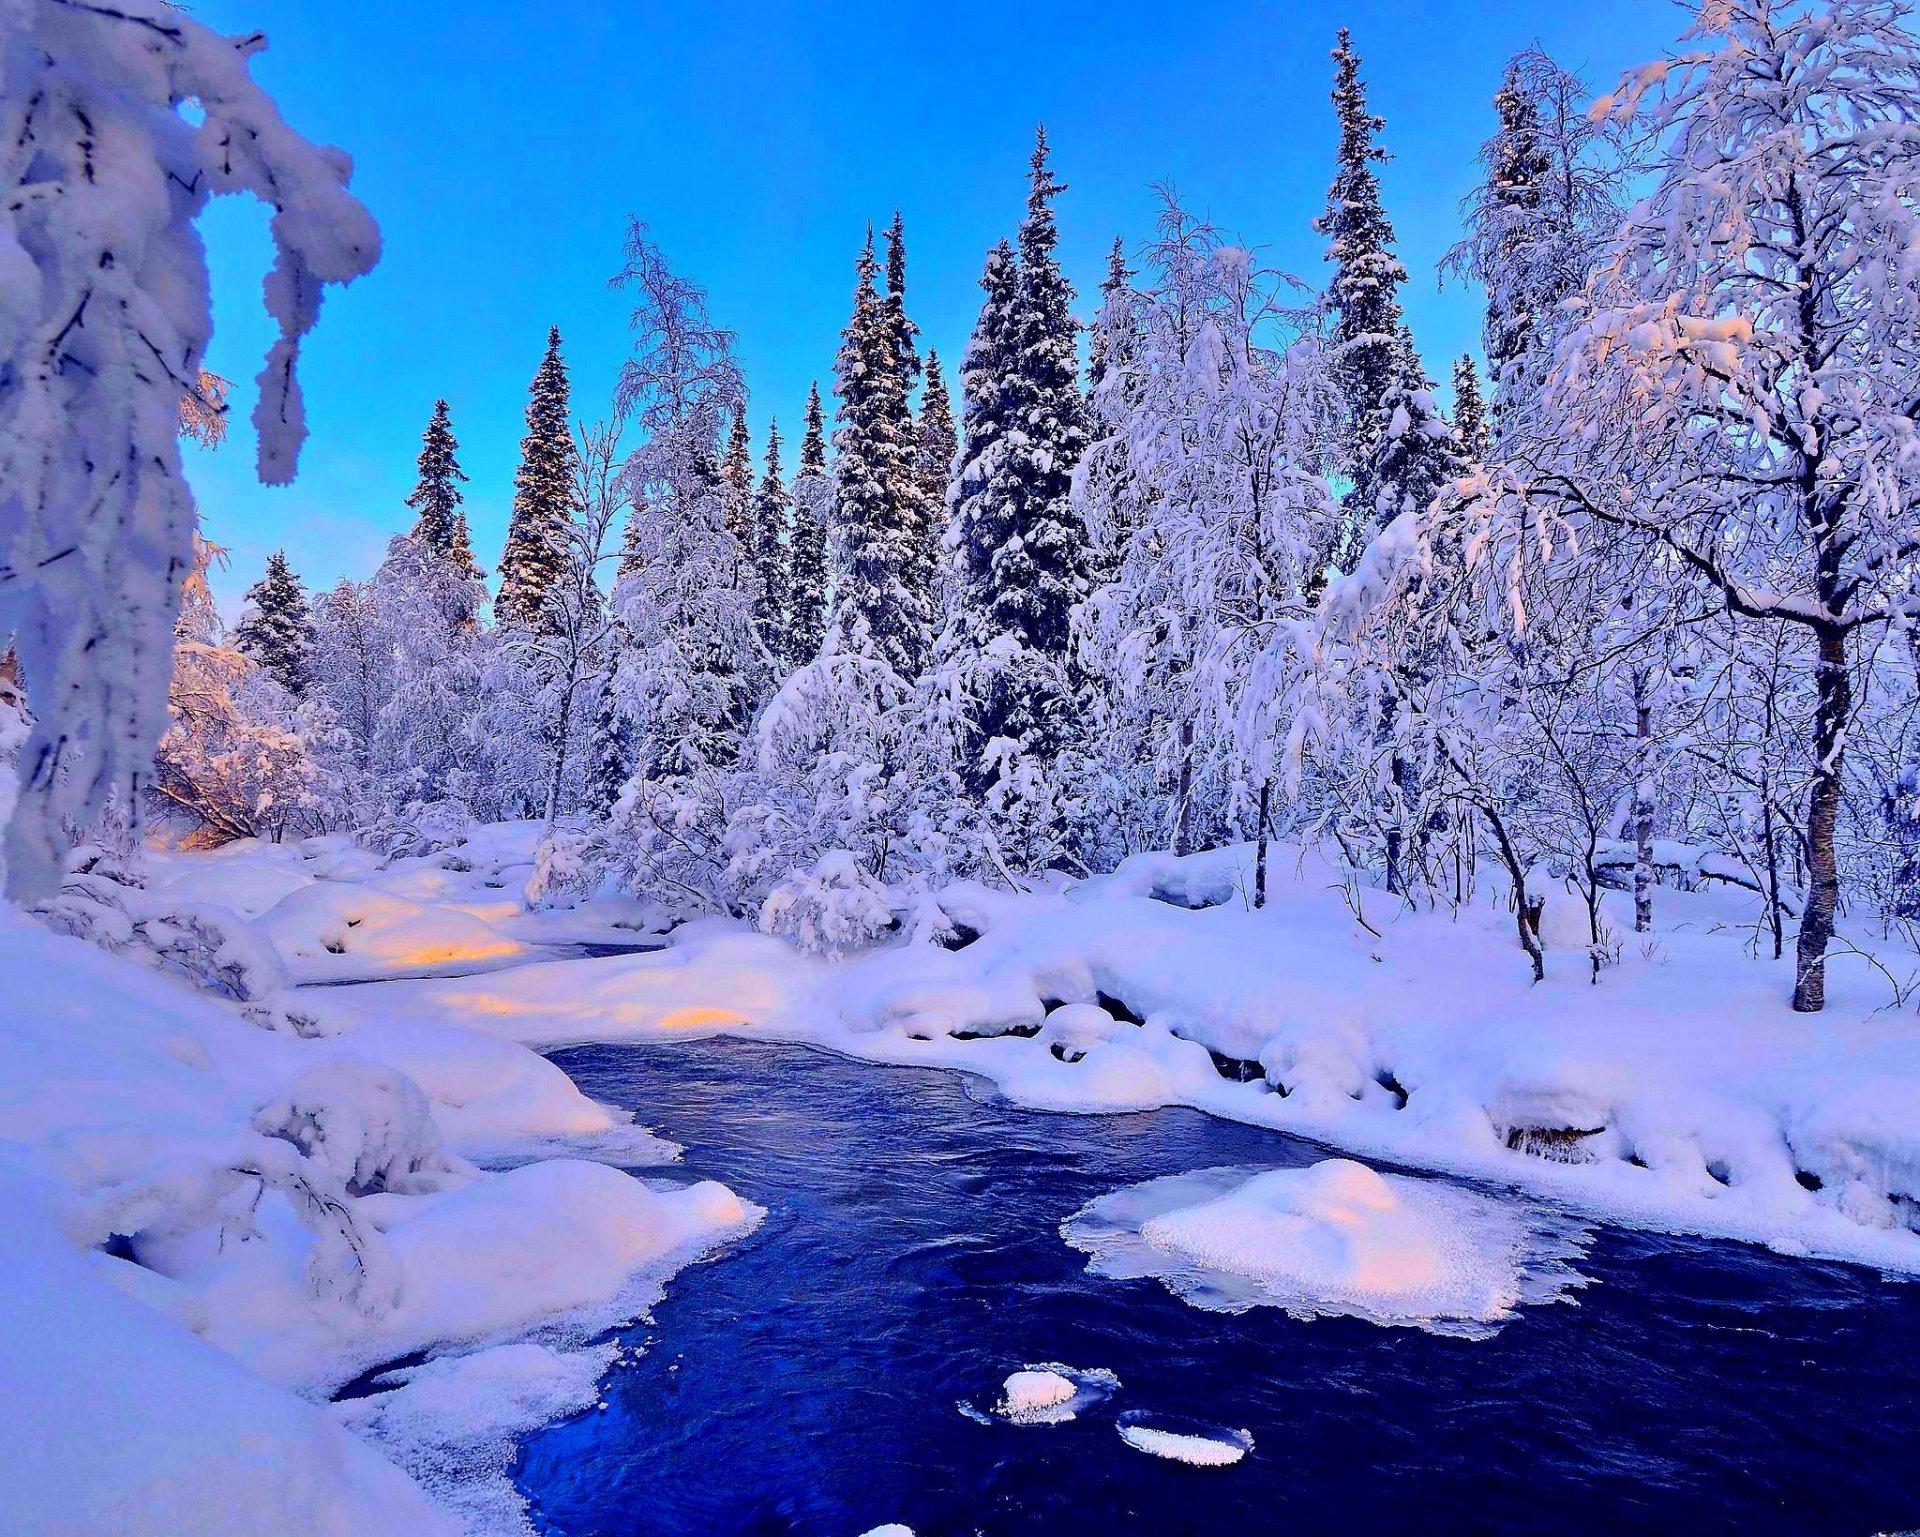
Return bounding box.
[253,1060,472,1197]
[760,850,899,956]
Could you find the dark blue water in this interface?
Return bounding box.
[513,1039,1920,1536]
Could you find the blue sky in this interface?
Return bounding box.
[188,0,1681,612]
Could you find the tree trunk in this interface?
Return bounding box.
[1254,779,1270,910]
[1632,667,1655,934]
[1173,717,1195,858]
[1792,624,1849,1012]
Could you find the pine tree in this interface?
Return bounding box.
[722,402,754,549]
[231,549,314,697]
[883,213,941,639]
[752,418,793,667]
[787,382,831,665]
[405,400,479,573]
[946,128,1092,788]
[1452,354,1492,461]
[916,350,956,511]
[497,327,576,632]
[1481,61,1551,411]
[1315,30,1408,532]
[829,230,935,679]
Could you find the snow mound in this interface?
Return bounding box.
[257,883,526,982]
[1000,1368,1075,1418]
[1116,1414,1252,1467]
[961,1361,1120,1426]
[1065,1159,1592,1338]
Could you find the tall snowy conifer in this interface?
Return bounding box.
[752,419,793,667]
[945,129,1092,801]
[787,382,832,665]
[829,230,934,678]
[1314,31,1409,543]
[1451,355,1492,461]
[722,402,754,548]
[405,400,479,578]
[231,550,314,698]
[916,351,957,518]
[497,328,576,632]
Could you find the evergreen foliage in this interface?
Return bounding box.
[497,328,577,632]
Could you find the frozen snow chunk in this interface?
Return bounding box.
[1038,1002,1129,1062]
[857,1527,915,1537]
[1532,886,1614,950]
[959,1362,1120,1426]
[1065,1159,1591,1339]
[1116,1412,1252,1467]
[1000,1369,1075,1419]
[256,883,525,982]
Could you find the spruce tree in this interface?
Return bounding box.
[405,400,478,573]
[722,402,754,548]
[752,418,793,667]
[916,350,957,511]
[1452,354,1492,461]
[1315,30,1409,532]
[946,129,1092,789]
[787,381,831,665]
[1481,59,1551,422]
[883,213,941,637]
[829,230,934,678]
[231,549,314,697]
[497,326,576,632]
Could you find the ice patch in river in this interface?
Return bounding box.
[1115,1412,1252,1467]
[958,1362,1120,1426]
[1064,1159,1592,1339]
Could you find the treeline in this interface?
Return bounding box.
[169,0,1920,1012]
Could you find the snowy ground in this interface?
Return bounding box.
[6,824,1919,1533]
[0,824,752,1537]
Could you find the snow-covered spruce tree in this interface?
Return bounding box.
[1314,29,1408,554]
[1078,193,1340,867]
[937,130,1095,869]
[722,402,754,552]
[231,550,315,698]
[1452,355,1492,462]
[1525,0,1920,1011]
[497,327,577,633]
[915,350,958,612]
[1444,48,1633,439]
[884,214,942,652]
[0,0,378,896]
[786,382,832,666]
[752,420,794,668]
[830,230,935,680]
[405,398,484,601]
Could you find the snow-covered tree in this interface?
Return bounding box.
[1532,0,1920,1010]
[722,402,754,550]
[404,398,482,602]
[1452,355,1492,462]
[231,550,315,698]
[1314,29,1408,539]
[830,230,935,679]
[752,419,793,668]
[497,327,577,632]
[786,382,832,666]
[1079,194,1340,864]
[0,0,378,895]
[1444,48,1634,437]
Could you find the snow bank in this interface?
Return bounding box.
[1000,1368,1075,1418]
[334,834,1920,1273]
[257,882,527,983]
[0,899,754,1530]
[1066,1160,1591,1337]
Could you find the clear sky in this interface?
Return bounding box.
[188,0,1682,612]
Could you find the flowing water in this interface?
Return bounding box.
[511,1038,1920,1536]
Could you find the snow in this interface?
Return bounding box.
[0,896,754,1532]
[256,881,528,984]
[998,1368,1077,1418]
[303,835,1920,1274]
[1115,1416,1252,1467]
[1065,1160,1592,1337]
